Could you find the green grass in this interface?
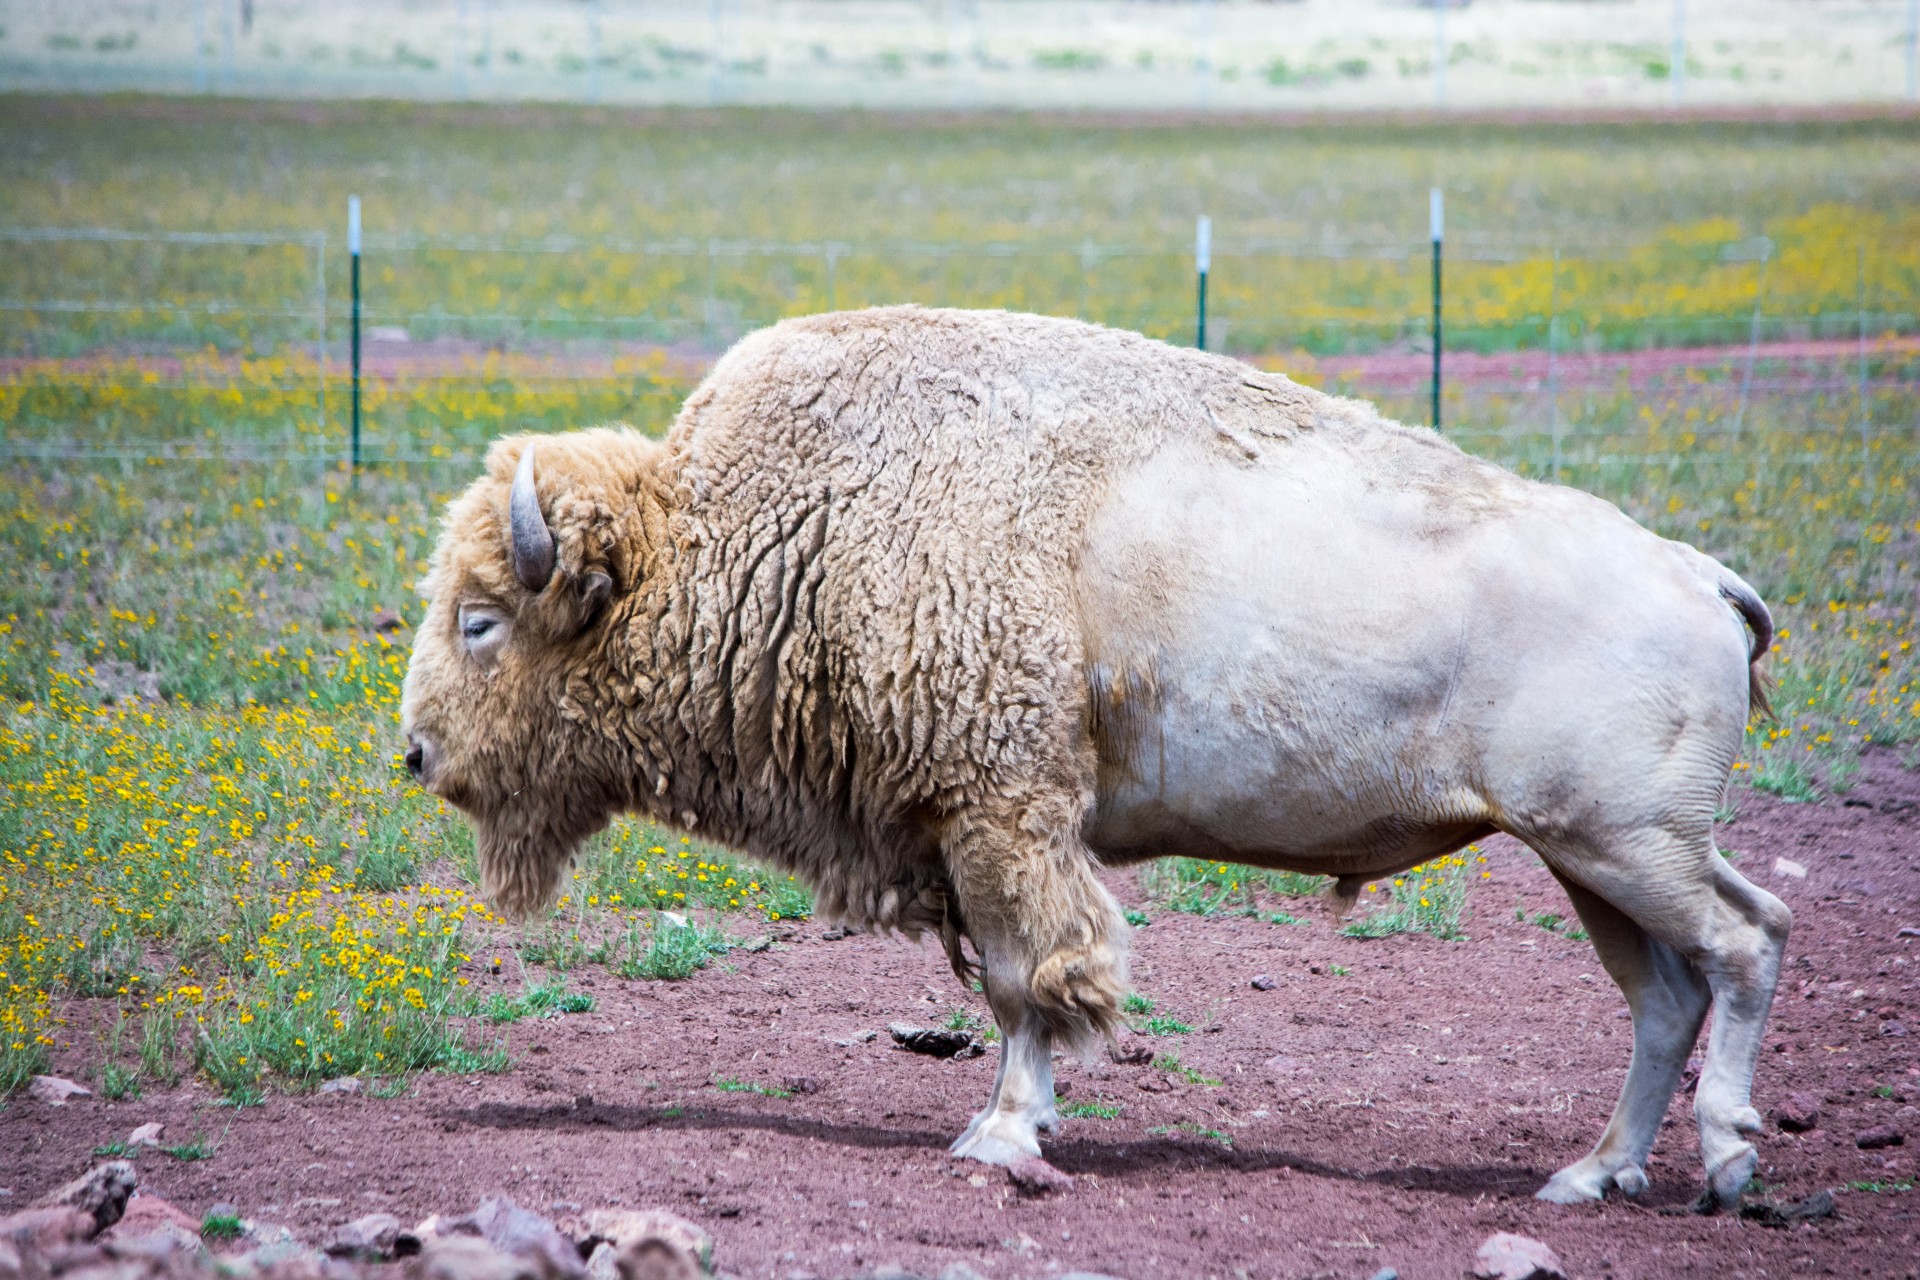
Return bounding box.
[1057,1097,1123,1119]
[1151,1052,1222,1088]
[712,1077,791,1098]
[3,100,1919,357]
[91,1140,135,1159]
[200,1212,245,1241]
[482,980,594,1024]
[1342,854,1475,941]
[162,1135,213,1161]
[1139,858,1330,918]
[1847,1179,1914,1194]
[1149,1122,1232,1147]
[614,916,730,982]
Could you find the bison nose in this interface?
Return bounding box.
[404,733,435,784]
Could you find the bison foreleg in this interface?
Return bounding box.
[941,790,1129,1164]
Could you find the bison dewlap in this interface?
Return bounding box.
[401,306,1789,1211]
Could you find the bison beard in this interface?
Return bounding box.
[401,306,1788,1209]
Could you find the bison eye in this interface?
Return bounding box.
[461,617,495,641]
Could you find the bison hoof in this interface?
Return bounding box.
[1536,1157,1644,1205]
[1705,1142,1758,1210]
[950,1114,1043,1166]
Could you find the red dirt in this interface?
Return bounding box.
[5,754,1920,1280]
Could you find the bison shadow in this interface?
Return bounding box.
[445,1099,1549,1199]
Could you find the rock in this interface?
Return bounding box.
[109,1195,201,1238]
[1250,974,1276,991]
[573,1208,711,1280]
[206,1203,240,1225]
[326,1212,403,1261]
[939,1266,989,1280]
[1740,1188,1836,1228]
[0,1206,97,1250]
[1775,1092,1820,1133]
[1106,1038,1153,1066]
[319,1076,363,1095]
[25,1075,92,1106]
[887,1023,977,1059]
[1471,1232,1568,1280]
[1883,1020,1909,1038]
[1856,1124,1904,1150]
[829,1030,876,1048]
[414,1234,544,1280]
[740,935,772,953]
[1005,1156,1075,1196]
[103,1195,205,1258]
[1772,857,1807,880]
[370,610,405,634]
[34,1161,136,1235]
[781,1077,820,1096]
[1368,1270,1400,1280]
[586,1242,619,1280]
[439,1196,587,1279]
[1898,926,1920,939]
[656,912,688,930]
[246,1236,327,1270]
[127,1123,164,1148]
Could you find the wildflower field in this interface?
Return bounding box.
[3,98,1919,1113]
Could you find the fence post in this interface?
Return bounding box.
[1194,215,1211,351]
[349,196,362,473]
[1430,188,1444,432]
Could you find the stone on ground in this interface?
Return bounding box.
[569,1208,712,1280]
[25,1075,92,1106]
[34,1160,137,1234]
[326,1211,403,1262]
[127,1123,165,1148]
[1775,1092,1820,1133]
[1005,1157,1075,1196]
[1856,1124,1904,1149]
[1471,1231,1568,1280]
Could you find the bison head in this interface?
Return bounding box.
[401,428,664,919]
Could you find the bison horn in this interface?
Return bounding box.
[509,443,555,592]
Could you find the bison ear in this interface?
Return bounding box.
[577,569,612,623]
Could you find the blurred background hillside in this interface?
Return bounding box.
[5,0,1920,112]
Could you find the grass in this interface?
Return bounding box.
[712,1076,791,1098]
[482,980,594,1024]
[1139,858,1329,918]
[161,1134,214,1161]
[1057,1097,1123,1120]
[1341,852,1480,941]
[613,916,730,982]
[1847,1179,1915,1194]
[200,1211,245,1241]
[1149,1122,1232,1147]
[1151,1052,1222,1088]
[2,99,1918,1098]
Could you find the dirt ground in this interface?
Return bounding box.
[5,751,1919,1280]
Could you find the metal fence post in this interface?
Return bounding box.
[349,196,362,473]
[1194,215,1211,351]
[1430,188,1444,432]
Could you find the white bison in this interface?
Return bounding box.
[400,306,1787,1209]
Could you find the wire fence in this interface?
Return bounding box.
[2,221,1915,479]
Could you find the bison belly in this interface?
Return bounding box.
[1074,433,1749,877]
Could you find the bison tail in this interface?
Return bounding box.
[1718,572,1774,722]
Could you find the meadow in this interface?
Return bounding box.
[2,97,1918,1106]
